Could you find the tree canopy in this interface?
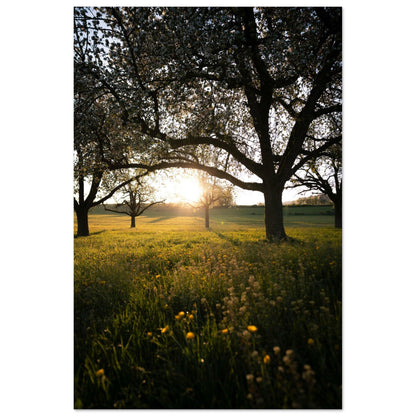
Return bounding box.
[74,6,342,240]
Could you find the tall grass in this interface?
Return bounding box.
[74,223,341,409]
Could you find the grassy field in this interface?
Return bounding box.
[74,206,341,409]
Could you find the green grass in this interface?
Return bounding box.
[74,207,341,409]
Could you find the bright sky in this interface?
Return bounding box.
[150,169,302,205]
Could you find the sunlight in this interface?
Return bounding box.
[170,173,202,204]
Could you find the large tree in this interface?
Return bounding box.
[74,7,342,241]
[73,92,146,236]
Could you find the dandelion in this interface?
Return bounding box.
[308,338,315,346]
[155,274,161,278]
[179,311,185,318]
[221,328,229,334]
[247,325,258,333]
[161,325,169,334]
[263,354,271,364]
[186,332,195,340]
[188,314,194,320]
[273,346,281,355]
[96,369,104,377]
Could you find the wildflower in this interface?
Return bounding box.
[263,354,271,364]
[247,325,258,333]
[179,311,185,318]
[186,332,195,340]
[308,338,315,346]
[221,328,229,334]
[188,314,194,320]
[273,346,281,355]
[242,330,251,339]
[161,325,169,334]
[246,374,254,383]
[96,369,104,377]
[155,274,161,278]
[256,377,263,383]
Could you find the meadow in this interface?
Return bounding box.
[74,206,341,408]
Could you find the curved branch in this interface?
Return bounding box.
[111,160,264,192]
[168,134,264,178]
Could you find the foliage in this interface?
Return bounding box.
[74,215,341,409]
[74,6,342,241]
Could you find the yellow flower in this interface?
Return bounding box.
[161,325,169,334]
[186,332,195,340]
[263,354,271,364]
[96,369,104,377]
[147,332,152,337]
[221,328,229,334]
[188,314,194,320]
[155,274,161,278]
[178,311,185,318]
[247,325,258,333]
[308,338,315,346]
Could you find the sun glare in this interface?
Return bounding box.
[171,174,202,204]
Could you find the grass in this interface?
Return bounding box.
[74,206,341,409]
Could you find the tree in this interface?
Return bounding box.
[74,7,342,241]
[191,173,235,228]
[73,92,146,236]
[290,142,342,228]
[103,176,164,228]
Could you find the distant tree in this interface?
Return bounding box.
[192,173,235,228]
[103,177,164,228]
[290,142,342,227]
[74,7,342,241]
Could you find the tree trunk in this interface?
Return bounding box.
[76,206,90,237]
[263,186,287,242]
[130,215,136,228]
[334,197,342,229]
[204,204,209,229]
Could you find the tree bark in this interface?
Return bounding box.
[334,197,342,229]
[130,215,136,228]
[204,204,210,229]
[76,206,90,237]
[263,185,287,242]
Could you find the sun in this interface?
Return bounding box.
[171,173,202,204]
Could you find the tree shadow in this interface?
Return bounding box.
[148,216,170,223]
[211,230,242,246]
[74,230,106,238]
